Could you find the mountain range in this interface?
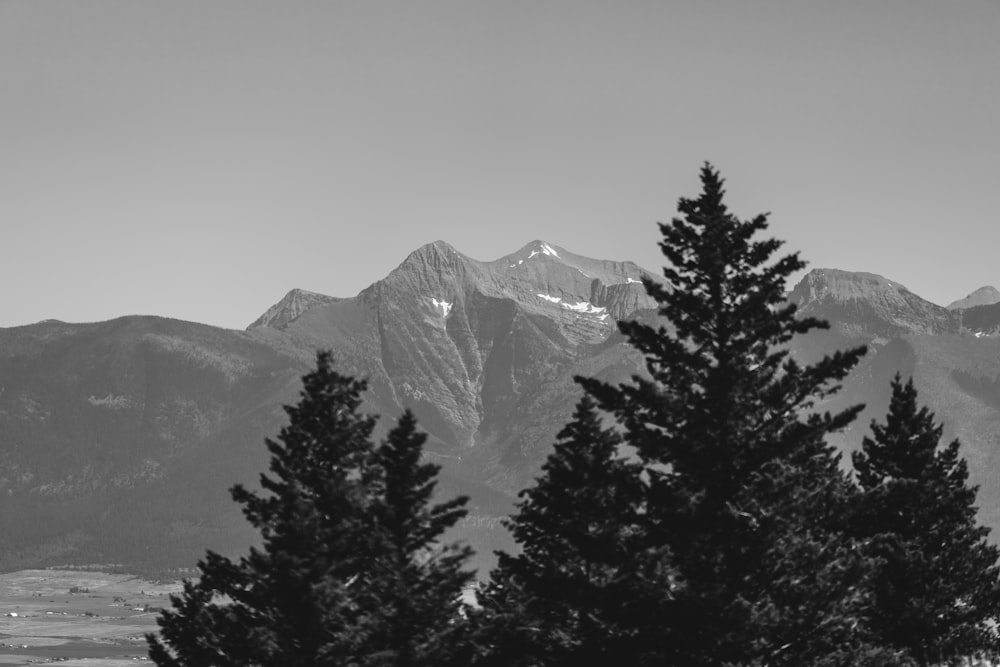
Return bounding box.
[1,240,999,575]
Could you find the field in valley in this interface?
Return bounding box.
[0,569,182,666]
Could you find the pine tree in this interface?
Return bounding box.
[361,409,475,667]
[476,396,652,666]
[575,164,904,665]
[852,374,1000,665]
[147,353,474,666]
[148,350,378,666]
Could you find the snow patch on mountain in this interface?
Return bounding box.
[537,293,606,316]
[562,300,606,315]
[527,241,559,260]
[431,298,453,318]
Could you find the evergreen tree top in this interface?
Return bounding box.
[854,374,961,488]
[582,163,868,472]
[234,349,378,546]
[851,373,1000,665]
[148,352,474,667]
[651,163,826,359]
[375,409,471,559]
[572,163,876,665]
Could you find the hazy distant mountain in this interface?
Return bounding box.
[1,244,999,575]
[947,286,1000,311]
[789,268,1000,531]
[0,316,307,571]
[247,288,341,330]
[789,269,960,340]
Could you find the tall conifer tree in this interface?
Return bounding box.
[477,396,651,666]
[361,409,475,667]
[853,375,1000,665]
[149,351,379,666]
[148,353,474,666]
[576,164,903,665]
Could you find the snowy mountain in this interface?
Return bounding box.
[0,241,657,573]
[247,240,657,492]
[1,243,999,574]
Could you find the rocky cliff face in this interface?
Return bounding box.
[789,269,960,341]
[249,240,656,493]
[959,302,1000,337]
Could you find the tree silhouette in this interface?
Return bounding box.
[361,409,474,667]
[574,164,904,665]
[853,374,1000,665]
[148,352,473,666]
[478,396,652,665]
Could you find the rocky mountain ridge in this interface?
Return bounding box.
[247,289,341,330]
[947,286,1000,311]
[1,242,998,574]
[789,268,961,340]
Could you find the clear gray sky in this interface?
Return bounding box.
[2,1,998,329]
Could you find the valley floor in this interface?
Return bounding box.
[0,569,181,665]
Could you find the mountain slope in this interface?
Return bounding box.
[255,241,656,495]
[0,241,656,574]
[1,247,999,576]
[0,316,309,570]
[960,302,1000,337]
[247,289,341,330]
[947,286,1000,311]
[789,269,960,340]
[789,269,1000,533]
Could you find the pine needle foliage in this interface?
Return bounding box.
[362,409,475,667]
[479,396,652,666]
[148,352,473,666]
[573,164,902,665]
[853,375,1000,665]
